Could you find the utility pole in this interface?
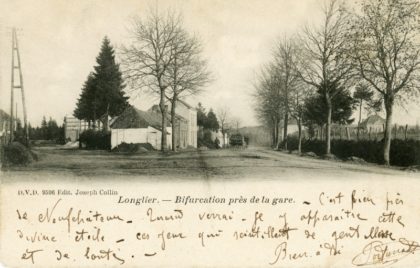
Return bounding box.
[9,27,28,145]
[9,28,15,143]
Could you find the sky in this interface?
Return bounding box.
[0,0,419,127]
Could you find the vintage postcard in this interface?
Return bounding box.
[1,0,420,267]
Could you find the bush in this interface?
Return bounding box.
[214,137,220,149]
[79,129,111,150]
[3,142,37,166]
[284,136,420,167]
[198,130,216,149]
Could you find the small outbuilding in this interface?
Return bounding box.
[360,115,385,133]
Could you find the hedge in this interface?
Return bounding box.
[283,137,420,167]
[79,129,111,150]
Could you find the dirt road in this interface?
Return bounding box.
[1,146,417,181]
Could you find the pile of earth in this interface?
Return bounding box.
[63,141,79,149]
[111,142,155,153]
[2,142,38,166]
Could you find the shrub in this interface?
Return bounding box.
[79,129,111,150]
[3,142,37,166]
[284,136,420,167]
[214,137,220,149]
[198,130,216,149]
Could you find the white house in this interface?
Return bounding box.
[110,106,172,150]
[110,99,197,150]
[64,115,89,141]
[171,100,197,148]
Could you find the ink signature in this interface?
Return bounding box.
[352,238,420,266]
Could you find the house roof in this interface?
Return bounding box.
[178,99,195,110]
[147,104,188,122]
[0,109,10,120]
[0,109,11,132]
[111,106,171,130]
[360,115,385,127]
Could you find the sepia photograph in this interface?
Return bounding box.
[0,0,420,180]
[0,0,420,267]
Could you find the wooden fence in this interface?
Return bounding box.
[312,124,420,141]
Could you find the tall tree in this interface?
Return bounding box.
[289,81,311,153]
[297,0,353,155]
[74,37,128,130]
[353,82,374,140]
[230,117,242,132]
[253,64,284,148]
[41,116,48,139]
[206,109,219,131]
[304,84,356,128]
[197,102,207,128]
[94,37,128,131]
[273,36,300,150]
[216,106,230,135]
[165,27,211,151]
[74,73,98,127]
[122,9,184,151]
[349,0,420,165]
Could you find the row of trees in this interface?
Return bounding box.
[254,0,420,165]
[14,116,64,143]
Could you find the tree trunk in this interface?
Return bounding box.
[394,124,397,140]
[357,100,362,140]
[383,96,394,166]
[283,112,289,150]
[276,122,281,150]
[103,103,110,131]
[159,92,167,152]
[171,99,177,152]
[92,108,97,130]
[297,117,302,154]
[274,120,278,149]
[325,97,332,155]
[272,123,276,148]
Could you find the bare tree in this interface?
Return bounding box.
[253,64,284,148]
[273,36,300,150]
[289,80,311,154]
[297,0,353,155]
[353,82,375,140]
[121,9,183,151]
[216,105,230,147]
[349,0,420,165]
[165,30,211,151]
[230,117,242,133]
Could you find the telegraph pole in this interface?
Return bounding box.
[9,28,15,143]
[9,27,29,145]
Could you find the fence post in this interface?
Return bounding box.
[394,123,397,139]
[346,127,350,140]
[405,124,408,140]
